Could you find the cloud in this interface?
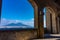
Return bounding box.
[0,18,34,27]
[0,18,47,28]
[31,18,34,20]
[22,18,34,26]
[44,20,46,28]
[44,15,46,28]
[1,18,9,26]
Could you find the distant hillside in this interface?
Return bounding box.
[5,23,34,28]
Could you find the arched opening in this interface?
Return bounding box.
[43,8,46,28]
[43,6,58,34]
[43,8,48,34]
[43,6,56,34]
[1,0,34,29]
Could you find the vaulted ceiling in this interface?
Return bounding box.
[54,0,60,6]
[54,0,60,17]
[33,0,60,7]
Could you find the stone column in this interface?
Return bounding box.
[46,8,58,34]
[52,13,58,34]
[59,18,60,33]
[57,17,60,33]
[29,0,44,38]
[46,11,52,33]
[37,7,44,38]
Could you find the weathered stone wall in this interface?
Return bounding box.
[0,29,37,40]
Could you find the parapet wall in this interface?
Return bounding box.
[0,29,37,40]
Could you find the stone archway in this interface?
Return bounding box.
[29,0,38,29]
[29,0,44,38]
[28,0,60,38]
[45,6,58,34]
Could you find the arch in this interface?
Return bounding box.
[28,0,44,38]
[46,7,55,14]
[45,4,58,17]
[45,6,58,33]
[28,0,38,28]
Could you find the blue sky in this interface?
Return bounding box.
[1,0,34,20]
[0,0,34,28]
[1,0,46,28]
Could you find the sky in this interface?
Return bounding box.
[0,0,46,28]
[1,0,34,20]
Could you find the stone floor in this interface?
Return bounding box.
[33,38,60,40]
[44,34,60,38]
[33,34,60,40]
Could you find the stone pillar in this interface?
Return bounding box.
[29,0,39,28]
[59,17,60,34]
[46,7,58,34]
[37,7,44,38]
[46,11,52,33]
[29,0,44,38]
[57,17,60,33]
[52,13,57,33]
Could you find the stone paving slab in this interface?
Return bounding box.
[33,38,60,40]
[33,34,60,40]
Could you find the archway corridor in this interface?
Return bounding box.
[29,0,60,39]
[0,0,60,40]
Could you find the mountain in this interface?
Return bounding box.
[5,23,33,28]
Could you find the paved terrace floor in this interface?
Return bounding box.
[33,34,60,40]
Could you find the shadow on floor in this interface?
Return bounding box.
[28,34,60,40]
[57,39,60,40]
[44,34,60,39]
